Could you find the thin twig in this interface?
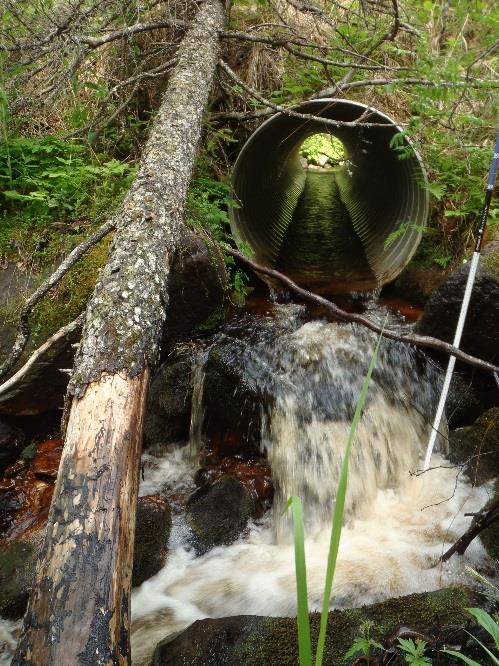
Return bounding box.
[226,247,499,376]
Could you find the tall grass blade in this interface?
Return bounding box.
[314,327,385,666]
[284,496,312,666]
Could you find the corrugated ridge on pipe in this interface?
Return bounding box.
[230,99,429,294]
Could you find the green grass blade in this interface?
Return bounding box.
[463,630,499,665]
[466,608,499,650]
[315,328,384,666]
[442,650,483,666]
[285,495,312,666]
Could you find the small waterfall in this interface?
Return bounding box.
[258,320,443,541]
[188,351,208,460]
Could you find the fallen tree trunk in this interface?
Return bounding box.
[13,1,225,663]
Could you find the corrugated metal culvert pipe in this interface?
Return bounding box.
[230,99,429,294]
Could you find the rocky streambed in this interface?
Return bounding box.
[1,243,499,664]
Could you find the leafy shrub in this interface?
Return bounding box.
[0,136,134,224]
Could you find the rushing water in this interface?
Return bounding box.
[130,306,492,665]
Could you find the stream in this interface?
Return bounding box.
[0,299,492,665]
[130,302,491,665]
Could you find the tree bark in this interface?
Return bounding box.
[13,1,225,664]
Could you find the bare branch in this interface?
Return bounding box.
[0,315,83,399]
[218,59,399,128]
[225,247,499,377]
[76,17,187,49]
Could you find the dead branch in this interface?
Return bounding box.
[441,498,499,561]
[76,17,187,49]
[219,59,400,128]
[226,247,499,377]
[0,220,114,382]
[0,315,83,399]
[222,30,403,70]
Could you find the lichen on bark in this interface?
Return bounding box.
[68,0,226,398]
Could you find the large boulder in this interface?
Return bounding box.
[143,346,199,450]
[132,495,172,587]
[0,419,25,474]
[152,587,479,666]
[163,230,227,342]
[448,407,499,485]
[417,252,499,366]
[186,475,255,553]
[202,308,304,446]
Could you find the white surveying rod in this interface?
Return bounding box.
[423,132,499,471]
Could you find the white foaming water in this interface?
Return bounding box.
[130,315,493,665]
[0,617,20,665]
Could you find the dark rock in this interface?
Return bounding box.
[143,346,198,450]
[163,230,227,341]
[417,256,499,365]
[0,326,79,417]
[186,475,255,553]
[152,587,477,666]
[132,495,171,587]
[480,480,499,560]
[0,419,25,474]
[0,529,43,619]
[446,373,483,429]
[392,264,447,306]
[195,456,273,516]
[449,407,499,484]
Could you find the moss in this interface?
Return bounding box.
[241,588,474,664]
[482,251,499,282]
[0,540,37,619]
[28,236,111,346]
[480,479,499,560]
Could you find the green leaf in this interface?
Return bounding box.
[343,638,371,661]
[466,608,499,649]
[284,496,312,666]
[442,649,483,666]
[315,325,385,666]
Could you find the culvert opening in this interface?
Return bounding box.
[230,99,429,294]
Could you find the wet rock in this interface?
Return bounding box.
[0,438,62,541]
[132,495,171,587]
[0,529,43,619]
[392,264,447,306]
[201,311,303,446]
[448,408,499,485]
[480,480,499,560]
[417,255,499,365]
[143,346,198,450]
[446,373,483,429]
[152,587,477,666]
[163,230,226,342]
[195,455,273,515]
[0,325,79,417]
[0,419,25,474]
[186,475,255,553]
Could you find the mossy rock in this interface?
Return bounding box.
[152,587,477,665]
[480,479,499,560]
[0,531,42,619]
[449,407,499,485]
